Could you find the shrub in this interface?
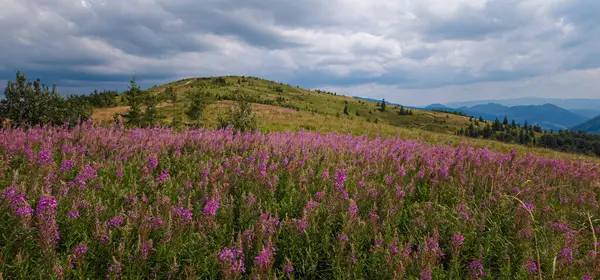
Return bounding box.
[218,99,257,132]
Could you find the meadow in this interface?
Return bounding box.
[1,122,599,279]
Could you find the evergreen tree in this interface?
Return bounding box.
[121,77,144,127]
[141,94,163,127]
[479,116,484,122]
[503,116,509,126]
[343,103,349,115]
[185,90,207,123]
[166,87,177,103]
[0,71,90,127]
[380,99,387,112]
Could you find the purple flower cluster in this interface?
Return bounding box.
[36,196,60,253]
[218,246,245,274]
[203,199,220,216]
[468,261,485,278]
[140,240,154,260]
[172,206,193,224]
[254,245,275,271]
[522,257,537,275]
[558,247,574,264]
[156,169,170,185]
[108,215,125,230]
[451,233,464,248]
[259,212,280,236]
[2,185,33,218]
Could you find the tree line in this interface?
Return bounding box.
[457,116,600,157]
[1,72,257,132]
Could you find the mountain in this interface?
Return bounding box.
[457,103,588,131]
[447,97,600,110]
[424,103,451,110]
[572,115,600,134]
[570,109,600,119]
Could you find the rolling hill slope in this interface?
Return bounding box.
[90,76,598,160]
[96,76,473,135]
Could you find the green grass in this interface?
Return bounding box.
[91,76,597,161]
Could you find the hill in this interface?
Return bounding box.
[94,76,474,135]
[456,103,588,131]
[572,115,600,134]
[88,76,600,160]
[423,103,451,110]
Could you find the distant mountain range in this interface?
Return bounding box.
[354,96,600,134]
[572,116,600,134]
[452,103,588,131]
[446,97,600,111]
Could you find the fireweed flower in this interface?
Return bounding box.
[140,240,154,260]
[36,196,60,254]
[522,257,537,275]
[254,244,275,271]
[2,186,33,220]
[558,247,574,264]
[451,233,464,248]
[321,170,329,179]
[337,234,349,242]
[172,206,193,225]
[60,160,75,172]
[68,210,80,218]
[147,156,158,170]
[74,242,88,256]
[296,218,308,232]
[156,169,170,185]
[218,246,245,274]
[203,199,220,216]
[259,212,280,236]
[283,260,295,277]
[468,261,485,278]
[389,241,399,255]
[305,200,320,212]
[421,268,432,280]
[107,215,125,230]
[348,199,358,216]
[395,185,406,198]
[315,191,325,201]
[334,169,346,190]
[245,194,255,205]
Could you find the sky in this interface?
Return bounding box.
[1,0,599,106]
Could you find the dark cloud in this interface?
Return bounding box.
[418,0,531,41]
[1,0,600,104]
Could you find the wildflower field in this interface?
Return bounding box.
[0,123,599,279]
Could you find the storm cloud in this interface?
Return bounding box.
[0,0,599,105]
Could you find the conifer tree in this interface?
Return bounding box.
[121,77,144,127]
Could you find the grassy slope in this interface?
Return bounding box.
[92,76,596,160]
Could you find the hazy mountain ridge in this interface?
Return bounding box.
[448,103,588,131]
[572,116,600,134]
[446,97,600,110]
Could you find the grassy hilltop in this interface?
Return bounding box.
[93,76,471,134]
[90,76,595,160]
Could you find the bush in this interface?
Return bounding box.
[218,99,257,132]
[185,90,208,124]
